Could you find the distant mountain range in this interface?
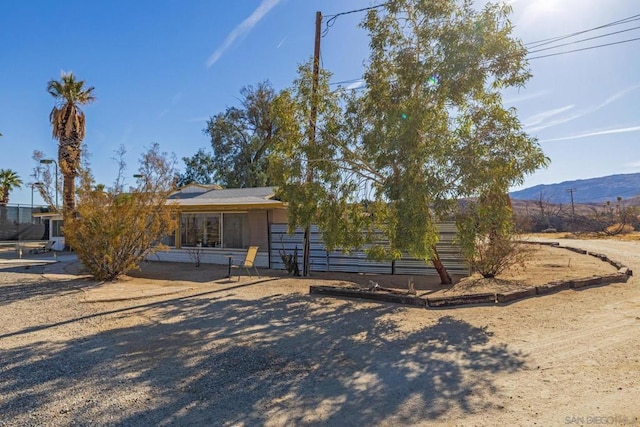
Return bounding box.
[509,173,640,204]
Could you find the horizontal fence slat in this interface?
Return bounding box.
[269,222,467,277]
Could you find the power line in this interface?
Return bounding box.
[528,36,640,60]
[321,7,640,82]
[526,13,640,48]
[322,3,388,37]
[527,25,640,55]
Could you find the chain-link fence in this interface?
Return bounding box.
[0,204,49,241]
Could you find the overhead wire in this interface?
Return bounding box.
[527,25,640,54]
[526,13,640,48]
[322,3,388,37]
[528,37,640,60]
[321,6,640,83]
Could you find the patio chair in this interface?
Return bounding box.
[29,240,55,254]
[231,246,260,281]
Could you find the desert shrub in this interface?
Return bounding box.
[185,244,203,267]
[605,223,635,235]
[64,144,178,281]
[457,191,525,278]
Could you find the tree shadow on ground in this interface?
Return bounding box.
[1,292,525,425]
[0,267,94,307]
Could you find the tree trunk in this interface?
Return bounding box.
[303,225,311,277]
[59,138,80,213]
[431,246,452,285]
[63,174,75,214]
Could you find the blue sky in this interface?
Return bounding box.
[2,0,640,205]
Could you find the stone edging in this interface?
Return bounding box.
[309,242,633,308]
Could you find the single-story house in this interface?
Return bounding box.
[33,185,285,267]
[155,184,287,267]
[33,184,467,275]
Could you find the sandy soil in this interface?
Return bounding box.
[123,242,623,297]
[1,240,638,426]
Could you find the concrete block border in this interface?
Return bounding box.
[309,242,633,308]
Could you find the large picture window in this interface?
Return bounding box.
[180,212,249,249]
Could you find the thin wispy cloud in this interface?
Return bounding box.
[206,0,282,68]
[346,80,365,90]
[526,114,584,133]
[524,105,574,128]
[523,82,640,133]
[592,83,640,112]
[158,91,184,119]
[540,126,640,143]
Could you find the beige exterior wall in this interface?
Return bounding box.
[247,210,269,250]
[271,208,288,224]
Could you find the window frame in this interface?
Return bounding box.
[179,211,250,249]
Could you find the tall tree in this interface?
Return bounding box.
[271,0,548,284]
[176,148,217,187]
[271,61,348,276]
[47,71,95,212]
[202,81,277,188]
[0,169,22,205]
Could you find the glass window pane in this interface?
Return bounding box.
[161,233,175,247]
[203,215,220,247]
[52,220,64,237]
[181,213,221,247]
[222,213,248,249]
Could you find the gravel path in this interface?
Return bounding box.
[1,241,639,426]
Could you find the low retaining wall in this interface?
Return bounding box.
[309,242,633,308]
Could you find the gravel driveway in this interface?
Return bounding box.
[1,240,639,426]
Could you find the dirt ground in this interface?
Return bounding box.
[1,239,638,426]
[123,242,622,297]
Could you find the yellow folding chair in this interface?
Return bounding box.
[231,246,260,281]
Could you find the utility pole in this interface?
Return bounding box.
[302,10,322,277]
[566,188,576,216]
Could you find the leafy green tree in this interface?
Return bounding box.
[176,148,217,186]
[271,61,350,275]
[271,0,548,284]
[64,144,178,281]
[202,81,277,188]
[0,169,22,205]
[48,71,95,213]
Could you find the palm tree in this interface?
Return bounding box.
[0,169,22,205]
[0,169,22,226]
[48,71,95,212]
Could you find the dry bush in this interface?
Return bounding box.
[605,223,635,235]
[457,190,526,278]
[64,144,178,281]
[463,233,528,278]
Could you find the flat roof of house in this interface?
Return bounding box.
[31,212,63,219]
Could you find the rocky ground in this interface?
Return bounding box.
[0,239,638,426]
